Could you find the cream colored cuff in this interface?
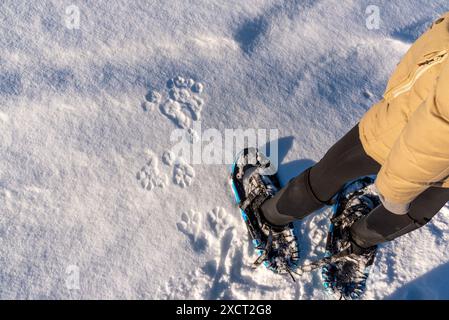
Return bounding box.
[373,183,411,215]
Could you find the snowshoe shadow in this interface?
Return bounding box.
[205,237,279,300]
[391,19,430,44]
[261,135,316,185]
[228,249,277,291]
[260,135,293,168]
[278,159,315,186]
[207,228,234,299]
[178,230,208,253]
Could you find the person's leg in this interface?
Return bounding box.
[350,187,449,248]
[261,124,381,226]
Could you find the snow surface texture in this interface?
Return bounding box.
[1,0,449,299]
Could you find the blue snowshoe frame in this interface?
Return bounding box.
[321,176,378,299]
[229,149,300,273]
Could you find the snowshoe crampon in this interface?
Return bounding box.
[230,148,300,276]
[321,176,380,300]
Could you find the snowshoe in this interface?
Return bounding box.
[321,176,380,299]
[229,148,300,276]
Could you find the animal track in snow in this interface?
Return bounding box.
[138,150,196,190]
[142,76,205,130]
[168,87,204,121]
[136,152,167,191]
[173,160,195,188]
[160,99,192,129]
[141,90,161,112]
[207,207,231,238]
[146,90,162,104]
[163,151,196,188]
[177,209,208,252]
[162,150,175,166]
[177,207,233,257]
[141,101,154,112]
[186,127,200,144]
[191,82,204,94]
[165,206,287,299]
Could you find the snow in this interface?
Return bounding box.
[1,0,449,299]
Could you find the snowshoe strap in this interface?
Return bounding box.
[253,251,268,267]
[292,246,354,276]
[239,186,271,213]
[252,230,276,268]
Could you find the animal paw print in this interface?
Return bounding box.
[168,86,204,122]
[207,207,231,237]
[162,150,175,166]
[136,152,167,191]
[142,90,161,112]
[160,99,192,129]
[186,128,200,144]
[161,151,196,189]
[177,210,208,252]
[173,160,195,188]
[142,76,205,129]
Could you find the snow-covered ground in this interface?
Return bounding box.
[1,0,449,299]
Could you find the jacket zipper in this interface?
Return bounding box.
[384,50,448,100]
